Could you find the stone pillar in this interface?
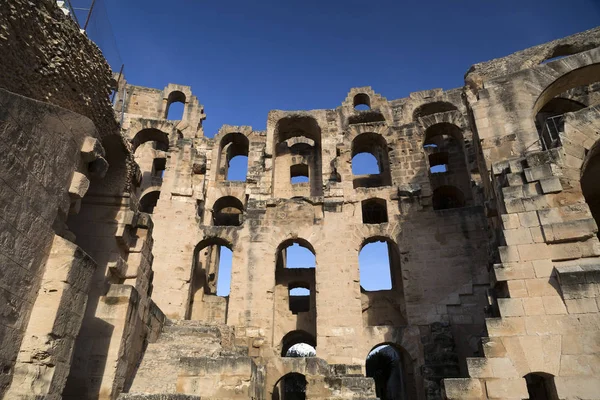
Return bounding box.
[6,236,96,399]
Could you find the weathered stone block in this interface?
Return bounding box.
[443,378,484,399]
[539,177,563,193]
[68,172,90,200]
[498,298,525,317]
[524,165,553,182]
[81,137,105,162]
[565,298,599,314]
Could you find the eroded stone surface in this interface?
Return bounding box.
[1,2,600,399]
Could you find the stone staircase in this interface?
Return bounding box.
[440,267,491,326]
[121,320,379,399]
[324,364,379,399]
[121,320,254,399]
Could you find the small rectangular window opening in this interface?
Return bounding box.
[291,164,309,184]
[152,158,166,177]
[362,199,388,224]
[289,287,310,314]
[428,152,448,174]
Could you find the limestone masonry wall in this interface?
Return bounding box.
[1,2,600,399]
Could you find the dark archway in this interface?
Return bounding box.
[532,62,600,149]
[212,196,244,226]
[139,190,161,214]
[533,63,600,116]
[535,97,587,150]
[581,141,600,237]
[272,373,307,400]
[365,343,415,400]
[413,101,458,120]
[524,372,559,400]
[354,93,371,110]
[131,128,170,154]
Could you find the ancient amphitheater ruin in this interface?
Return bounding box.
[1,1,600,399]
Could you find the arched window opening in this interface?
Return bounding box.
[354,93,371,111]
[428,152,448,174]
[134,140,167,191]
[212,196,244,227]
[131,128,170,155]
[359,241,392,291]
[581,144,600,236]
[424,123,471,204]
[524,373,559,400]
[272,373,306,400]
[533,63,600,150]
[360,238,406,326]
[351,132,391,189]
[218,132,250,182]
[277,241,316,270]
[413,101,458,120]
[288,283,310,314]
[432,186,465,210]
[165,90,186,120]
[423,123,462,146]
[274,116,323,197]
[280,330,317,357]
[139,190,160,214]
[188,238,233,322]
[227,155,249,181]
[535,97,587,150]
[275,240,316,336]
[352,152,380,175]
[366,344,411,400]
[291,163,309,184]
[275,116,321,145]
[362,198,388,224]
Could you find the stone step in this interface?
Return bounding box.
[157,321,246,353]
[329,363,364,377]
[327,376,377,397]
[140,342,223,360]
[176,356,255,398]
[119,395,201,400]
[159,324,224,341]
[165,319,228,328]
[328,398,379,400]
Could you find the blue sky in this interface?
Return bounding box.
[82,1,599,298]
[92,0,600,137]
